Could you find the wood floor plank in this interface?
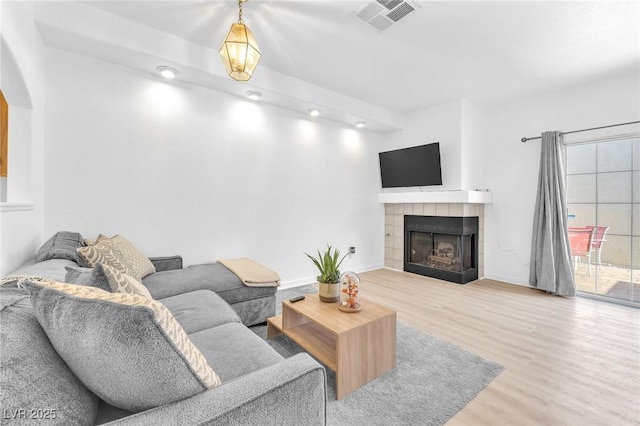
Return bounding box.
[356,268,640,426]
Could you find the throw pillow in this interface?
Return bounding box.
[76,235,156,280]
[84,234,109,246]
[23,280,220,412]
[35,231,88,266]
[64,264,151,298]
[0,288,99,424]
[64,265,111,292]
[109,236,156,279]
[101,264,152,298]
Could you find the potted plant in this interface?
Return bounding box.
[305,244,349,303]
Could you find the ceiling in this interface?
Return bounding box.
[35,1,640,130]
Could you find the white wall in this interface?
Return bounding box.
[381,98,487,192]
[0,2,46,275]
[460,99,486,190]
[43,50,385,286]
[483,71,640,285]
[380,99,463,190]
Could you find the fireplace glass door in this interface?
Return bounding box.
[409,232,473,273]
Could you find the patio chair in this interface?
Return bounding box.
[568,227,595,276]
[584,225,609,269]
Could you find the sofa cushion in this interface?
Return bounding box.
[226,295,276,327]
[188,322,283,382]
[65,264,152,298]
[35,231,88,266]
[76,235,156,280]
[0,288,98,424]
[23,280,220,412]
[160,290,241,334]
[143,263,276,303]
[3,259,78,285]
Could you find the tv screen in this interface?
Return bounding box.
[379,142,443,188]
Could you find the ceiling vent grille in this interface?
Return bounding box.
[354,0,421,32]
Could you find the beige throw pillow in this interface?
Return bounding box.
[23,280,220,412]
[101,264,152,298]
[77,235,156,280]
[83,234,108,247]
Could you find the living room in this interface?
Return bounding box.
[1,1,639,425]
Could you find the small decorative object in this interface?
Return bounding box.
[339,271,361,313]
[304,245,348,303]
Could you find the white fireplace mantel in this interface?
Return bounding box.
[379,190,492,204]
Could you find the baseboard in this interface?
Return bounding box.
[279,277,317,289]
[483,274,532,288]
[281,265,539,290]
[353,263,386,274]
[279,263,385,290]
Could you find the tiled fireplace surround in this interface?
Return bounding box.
[384,203,485,280]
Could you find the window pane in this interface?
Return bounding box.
[596,236,632,301]
[567,144,596,174]
[567,203,596,228]
[633,237,640,302]
[597,171,632,203]
[598,203,632,235]
[601,235,632,267]
[567,174,596,203]
[597,139,632,172]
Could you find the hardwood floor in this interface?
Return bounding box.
[357,268,640,426]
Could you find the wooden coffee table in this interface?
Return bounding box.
[267,293,396,399]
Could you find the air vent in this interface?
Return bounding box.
[387,2,415,22]
[354,0,421,32]
[368,14,394,32]
[379,0,403,10]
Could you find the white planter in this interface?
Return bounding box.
[318,282,339,303]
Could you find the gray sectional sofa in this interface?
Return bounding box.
[142,260,278,327]
[1,240,327,425]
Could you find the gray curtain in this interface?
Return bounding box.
[529,131,575,296]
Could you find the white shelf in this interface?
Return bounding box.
[379,190,491,204]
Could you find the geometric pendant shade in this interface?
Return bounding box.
[219,1,261,81]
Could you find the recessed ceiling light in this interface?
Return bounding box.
[156,65,179,79]
[246,90,262,100]
[307,108,321,117]
[355,121,366,128]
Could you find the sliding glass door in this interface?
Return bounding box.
[566,136,639,305]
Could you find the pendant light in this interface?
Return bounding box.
[219,0,261,81]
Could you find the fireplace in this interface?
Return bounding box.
[404,215,479,284]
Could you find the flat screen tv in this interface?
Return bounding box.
[379,142,443,188]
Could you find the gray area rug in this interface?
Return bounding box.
[251,285,504,426]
